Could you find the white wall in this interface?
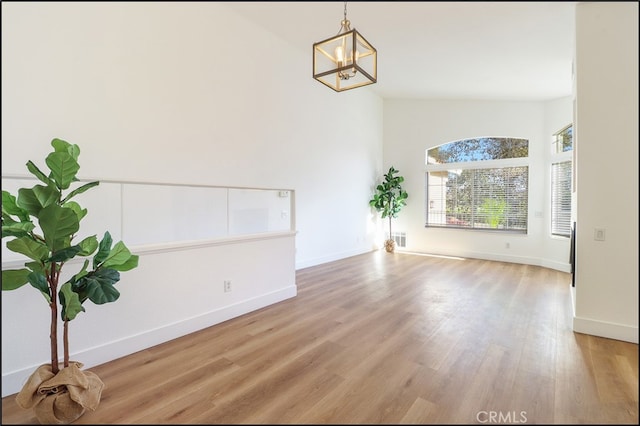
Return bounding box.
[1,2,383,396]
[573,2,638,343]
[1,230,298,397]
[0,2,383,269]
[382,98,573,270]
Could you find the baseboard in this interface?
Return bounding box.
[398,248,571,273]
[573,315,639,344]
[296,247,571,273]
[540,258,572,273]
[296,248,374,270]
[1,285,297,398]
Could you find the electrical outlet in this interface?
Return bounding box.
[224,280,232,292]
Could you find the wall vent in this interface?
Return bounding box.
[390,232,406,248]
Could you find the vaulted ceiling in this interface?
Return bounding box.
[227,1,576,101]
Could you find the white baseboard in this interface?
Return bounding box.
[1,285,297,398]
[573,315,639,344]
[296,248,373,270]
[540,258,572,273]
[398,248,572,273]
[296,246,572,273]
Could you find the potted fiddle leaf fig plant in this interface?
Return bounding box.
[1,138,139,424]
[369,166,409,253]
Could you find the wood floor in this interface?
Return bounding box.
[2,251,638,424]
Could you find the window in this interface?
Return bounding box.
[553,124,573,154]
[551,125,573,237]
[426,137,529,233]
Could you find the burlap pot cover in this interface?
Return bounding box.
[16,362,105,424]
[384,239,396,253]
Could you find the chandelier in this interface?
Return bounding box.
[312,2,377,92]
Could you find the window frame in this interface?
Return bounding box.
[425,140,530,234]
[550,124,573,238]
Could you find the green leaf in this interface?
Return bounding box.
[2,211,18,225]
[71,260,90,282]
[17,185,59,217]
[28,272,50,301]
[1,269,31,290]
[51,138,80,162]
[25,160,57,190]
[39,204,80,251]
[6,236,50,262]
[46,151,80,190]
[62,181,99,204]
[77,235,99,256]
[2,191,30,221]
[49,245,82,262]
[51,138,70,151]
[63,201,88,222]
[110,254,139,272]
[93,231,113,267]
[1,216,35,238]
[101,241,134,269]
[59,282,85,321]
[82,268,121,305]
[25,261,45,275]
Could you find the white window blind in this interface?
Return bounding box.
[426,166,528,233]
[551,161,572,237]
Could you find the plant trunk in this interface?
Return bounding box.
[49,264,59,374]
[388,216,392,242]
[63,320,69,369]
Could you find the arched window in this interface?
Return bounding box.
[425,137,529,233]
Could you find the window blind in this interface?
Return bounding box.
[426,166,528,233]
[551,161,572,237]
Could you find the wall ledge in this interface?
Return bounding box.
[2,231,298,269]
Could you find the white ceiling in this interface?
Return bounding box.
[227,1,577,101]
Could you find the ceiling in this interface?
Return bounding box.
[227,1,577,101]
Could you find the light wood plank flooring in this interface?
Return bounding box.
[2,251,638,424]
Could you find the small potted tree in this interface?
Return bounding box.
[369,166,408,253]
[2,138,139,424]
